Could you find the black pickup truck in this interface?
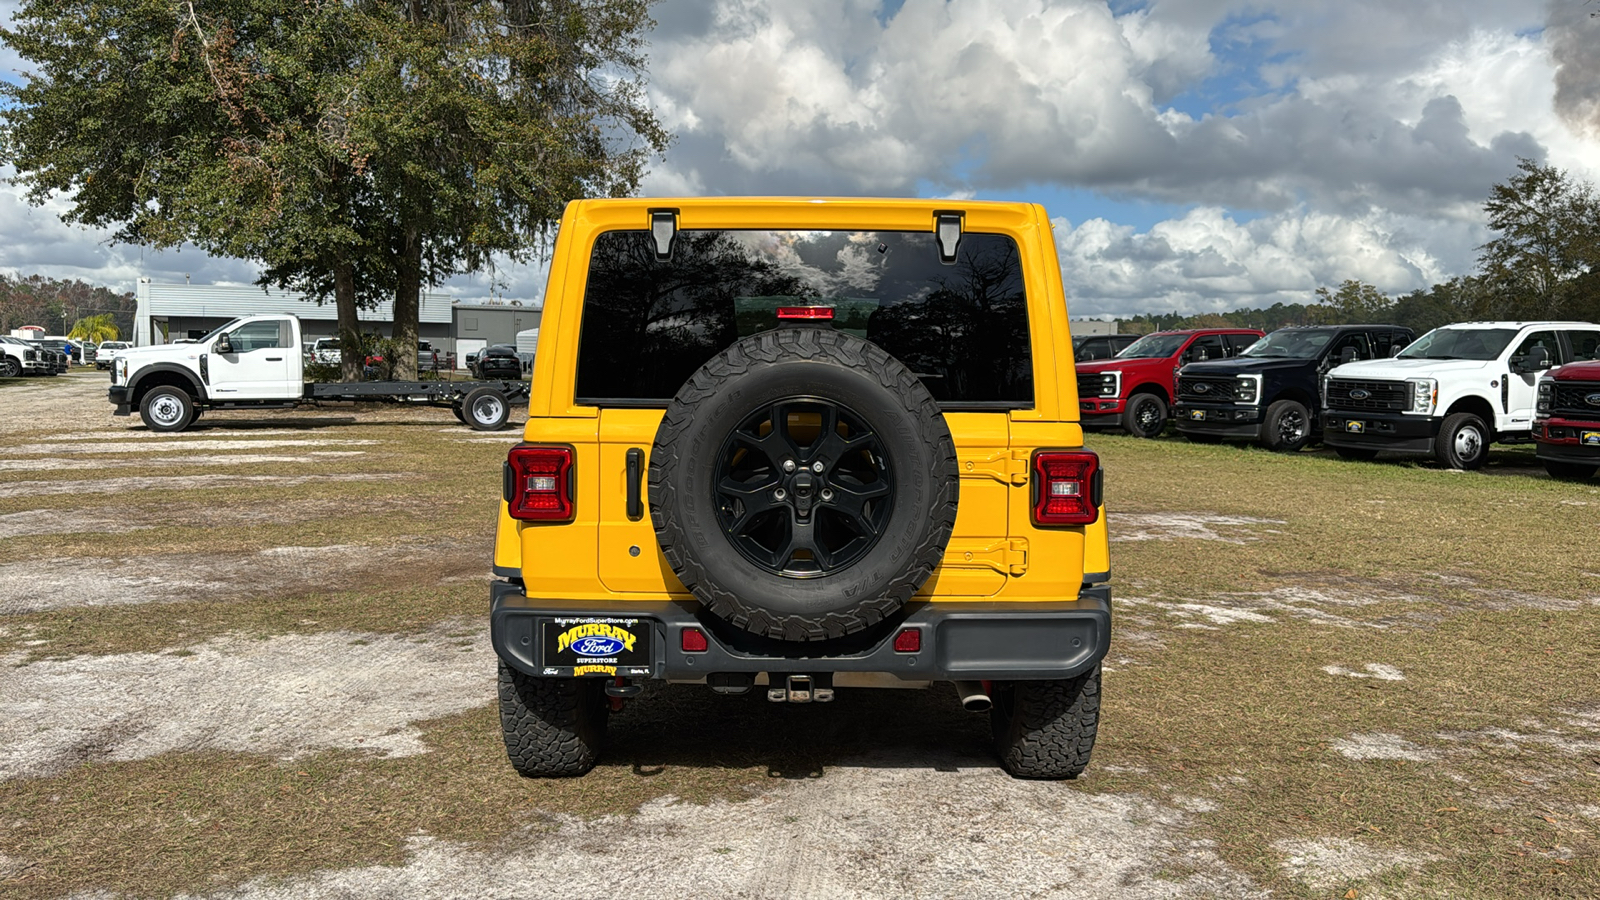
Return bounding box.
[1173,325,1415,452]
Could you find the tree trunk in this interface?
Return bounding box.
[335,261,363,383]
[392,226,422,381]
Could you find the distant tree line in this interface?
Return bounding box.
[1113,158,1600,336]
[0,274,136,338]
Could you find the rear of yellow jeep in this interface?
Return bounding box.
[491,198,1109,778]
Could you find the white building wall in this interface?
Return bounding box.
[133,280,453,346]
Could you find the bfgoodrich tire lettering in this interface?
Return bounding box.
[649,327,959,642]
[497,661,607,777]
[990,666,1102,779]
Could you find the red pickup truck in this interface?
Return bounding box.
[1535,359,1600,481]
[1076,328,1264,437]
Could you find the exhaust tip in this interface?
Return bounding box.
[961,695,992,712]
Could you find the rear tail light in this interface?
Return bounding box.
[1032,451,1101,526]
[777,306,834,320]
[505,444,575,521]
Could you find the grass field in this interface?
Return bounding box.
[2,371,1598,898]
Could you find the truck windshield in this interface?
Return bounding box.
[1114,333,1188,359]
[1396,327,1517,361]
[1242,330,1333,359]
[575,229,1033,407]
[194,318,246,345]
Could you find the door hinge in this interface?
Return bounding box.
[946,538,1029,575]
[960,450,1030,485]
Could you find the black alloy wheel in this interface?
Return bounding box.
[714,397,893,578]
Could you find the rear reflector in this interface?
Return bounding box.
[893,628,921,653]
[1032,451,1100,526]
[777,306,834,320]
[681,627,709,652]
[505,444,575,522]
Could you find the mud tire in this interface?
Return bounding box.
[497,661,608,777]
[650,327,959,642]
[991,666,1102,779]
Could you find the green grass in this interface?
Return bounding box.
[2,419,1599,897]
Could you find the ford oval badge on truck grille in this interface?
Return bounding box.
[1194,383,1210,393]
[1350,389,1372,400]
[1586,392,1600,407]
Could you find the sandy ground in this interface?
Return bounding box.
[0,623,490,780]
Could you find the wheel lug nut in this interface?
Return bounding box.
[774,488,786,500]
[811,461,824,473]
[821,489,833,501]
[783,459,796,473]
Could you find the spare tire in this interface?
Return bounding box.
[649,328,958,641]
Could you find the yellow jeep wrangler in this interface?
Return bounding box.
[492,198,1110,778]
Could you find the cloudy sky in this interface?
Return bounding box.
[2,0,1598,317]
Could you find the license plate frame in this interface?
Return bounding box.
[1345,420,1365,434]
[1189,409,1206,421]
[1583,430,1600,447]
[539,616,654,677]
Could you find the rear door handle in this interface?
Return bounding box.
[626,448,644,521]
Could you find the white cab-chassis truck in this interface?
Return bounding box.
[107,314,528,433]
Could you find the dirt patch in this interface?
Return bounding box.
[1330,733,1439,762]
[1322,663,1406,681]
[0,540,478,615]
[1110,512,1285,544]
[1273,837,1438,890]
[0,452,366,473]
[1119,586,1407,631]
[194,777,1262,900]
[6,439,378,455]
[0,622,491,781]
[0,473,396,499]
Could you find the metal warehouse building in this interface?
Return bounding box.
[133,280,455,348]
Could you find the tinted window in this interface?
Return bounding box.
[574,230,1033,406]
[1372,330,1410,358]
[1183,335,1226,363]
[1326,332,1373,363]
[1224,333,1259,355]
[1561,329,1600,361]
[1397,327,1517,361]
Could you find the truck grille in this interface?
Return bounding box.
[1552,381,1600,419]
[1327,379,1407,412]
[1178,376,1241,402]
[1077,373,1111,398]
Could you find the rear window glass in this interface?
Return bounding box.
[573,229,1033,408]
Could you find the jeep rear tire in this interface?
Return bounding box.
[991,666,1101,779]
[650,328,959,642]
[497,661,608,777]
[140,386,194,433]
[1435,412,1489,470]
[1261,399,1311,452]
[1122,393,1166,439]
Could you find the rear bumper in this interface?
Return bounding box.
[1321,411,1440,454]
[490,582,1112,683]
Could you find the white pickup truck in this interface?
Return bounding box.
[1322,320,1600,469]
[108,314,528,433]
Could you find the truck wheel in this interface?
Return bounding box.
[1121,393,1166,439]
[497,661,607,777]
[140,386,194,433]
[463,386,511,431]
[990,665,1101,779]
[0,357,19,378]
[1544,461,1597,481]
[1261,399,1311,452]
[1335,447,1379,461]
[1435,412,1489,470]
[650,327,959,642]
